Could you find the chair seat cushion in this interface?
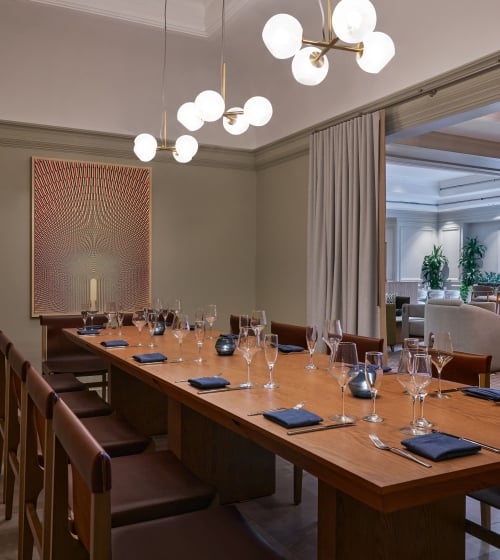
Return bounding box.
[59,390,113,418]
[43,354,108,374]
[43,372,87,392]
[81,414,151,457]
[110,450,216,526]
[111,505,283,560]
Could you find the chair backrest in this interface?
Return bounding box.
[342,333,384,360]
[0,331,13,422]
[230,314,241,334]
[431,350,492,387]
[270,321,306,347]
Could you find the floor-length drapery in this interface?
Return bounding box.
[307,112,383,338]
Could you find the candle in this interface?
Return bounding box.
[90,278,97,309]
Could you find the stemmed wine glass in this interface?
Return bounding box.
[263,333,279,389]
[146,311,158,348]
[304,325,318,370]
[412,352,433,431]
[363,351,384,423]
[251,310,267,347]
[81,304,89,330]
[87,303,98,329]
[239,314,251,330]
[172,313,190,362]
[103,301,116,335]
[132,310,147,346]
[116,306,125,336]
[329,341,359,424]
[204,304,217,339]
[429,331,454,399]
[236,327,260,388]
[323,319,342,365]
[194,320,206,363]
[397,362,430,435]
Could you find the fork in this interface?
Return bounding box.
[248,400,306,416]
[368,434,432,468]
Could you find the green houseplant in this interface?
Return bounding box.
[421,245,449,289]
[458,236,486,301]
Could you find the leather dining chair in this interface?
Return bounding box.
[429,349,492,387]
[0,331,13,501]
[50,397,284,560]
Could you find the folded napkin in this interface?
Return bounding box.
[401,432,481,461]
[278,344,305,353]
[263,408,323,428]
[382,366,392,373]
[132,352,167,364]
[101,339,129,347]
[188,377,230,389]
[221,333,239,340]
[77,328,100,335]
[461,387,500,402]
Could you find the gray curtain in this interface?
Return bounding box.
[307,112,382,338]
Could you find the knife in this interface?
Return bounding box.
[197,386,250,395]
[437,386,474,394]
[432,429,500,453]
[287,422,355,436]
[247,407,287,416]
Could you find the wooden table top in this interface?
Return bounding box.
[66,326,500,514]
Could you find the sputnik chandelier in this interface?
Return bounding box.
[133,0,198,163]
[176,0,273,136]
[262,0,395,86]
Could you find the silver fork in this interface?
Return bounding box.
[248,400,306,416]
[368,434,432,468]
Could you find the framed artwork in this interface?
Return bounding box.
[32,157,151,316]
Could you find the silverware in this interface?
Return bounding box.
[175,373,223,384]
[248,401,306,416]
[437,386,474,394]
[369,434,432,468]
[431,429,500,453]
[197,386,250,395]
[287,422,355,436]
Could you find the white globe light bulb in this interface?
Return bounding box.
[223,108,250,135]
[357,31,395,73]
[194,90,225,122]
[175,134,199,159]
[291,47,329,86]
[173,152,192,164]
[332,0,377,43]
[262,13,303,59]
[243,96,273,127]
[133,133,157,162]
[177,102,204,131]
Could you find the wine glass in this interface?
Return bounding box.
[323,319,342,364]
[363,351,384,423]
[236,327,260,388]
[305,325,318,370]
[146,311,158,348]
[250,310,267,347]
[412,353,433,431]
[204,304,217,339]
[194,320,206,363]
[103,301,116,334]
[239,314,251,331]
[116,306,125,336]
[172,299,182,317]
[329,342,359,424]
[132,310,147,345]
[263,333,279,389]
[397,365,428,436]
[429,331,454,399]
[81,304,89,330]
[87,303,98,329]
[172,313,190,362]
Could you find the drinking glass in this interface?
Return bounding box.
[81,304,89,330]
[132,310,147,346]
[363,351,384,423]
[116,306,125,336]
[397,365,428,436]
[172,313,190,362]
[323,319,342,364]
[87,304,98,329]
[412,353,433,431]
[172,299,182,317]
[194,320,206,363]
[146,311,158,347]
[429,331,454,399]
[236,327,260,388]
[103,301,117,334]
[251,310,267,347]
[194,308,204,322]
[304,325,318,370]
[239,314,251,330]
[329,342,359,424]
[204,304,217,339]
[264,333,279,389]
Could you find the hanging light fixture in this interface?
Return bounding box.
[262,0,395,86]
[177,0,273,136]
[133,0,198,163]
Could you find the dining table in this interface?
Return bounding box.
[65,325,500,560]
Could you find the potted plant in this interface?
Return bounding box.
[421,245,449,289]
[459,236,486,301]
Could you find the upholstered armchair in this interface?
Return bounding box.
[401,303,425,340]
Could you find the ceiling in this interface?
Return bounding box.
[26,0,500,213]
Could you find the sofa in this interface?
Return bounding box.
[424,299,500,371]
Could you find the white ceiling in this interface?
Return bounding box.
[25,0,500,212]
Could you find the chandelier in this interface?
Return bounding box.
[262,0,395,86]
[133,0,198,163]
[177,0,273,136]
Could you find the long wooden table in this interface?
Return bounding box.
[66,326,500,559]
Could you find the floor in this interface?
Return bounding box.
[1,346,500,559]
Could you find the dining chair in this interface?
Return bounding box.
[0,331,13,502]
[50,396,284,560]
[427,347,492,387]
[471,285,495,303]
[466,486,500,548]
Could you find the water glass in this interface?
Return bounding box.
[305,325,318,370]
[194,320,206,363]
[205,304,217,339]
[363,351,384,423]
[264,333,279,389]
[236,327,260,388]
[329,341,358,424]
[172,313,190,362]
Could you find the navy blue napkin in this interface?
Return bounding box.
[401,432,481,461]
[101,339,129,347]
[461,387,500,402]
[77,328,100,335]
[188,377,230,389]
[263,408,323,428]
[132,352,167,364]
[278,344,305,353]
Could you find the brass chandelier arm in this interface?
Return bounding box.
[302,37,363,56]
